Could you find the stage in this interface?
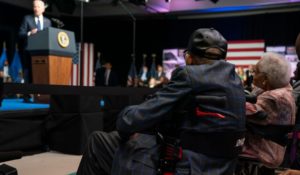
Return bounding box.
[0,83,157,174]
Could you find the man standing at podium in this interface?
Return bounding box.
[18,0,51,102]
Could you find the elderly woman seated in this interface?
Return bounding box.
[242,52,296,168]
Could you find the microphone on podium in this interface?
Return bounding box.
[51,18,64,28]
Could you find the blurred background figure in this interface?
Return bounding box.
[154,64,167,88]
[244,65,254,92]
[138,65,149,87]
[95,61,119,87]
[236,66,246,85]
[148,54,157,88]
[94,52,102,75]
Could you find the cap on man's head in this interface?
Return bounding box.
[186,28,227,59]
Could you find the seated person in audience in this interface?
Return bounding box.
[292,33,300,130]
[280,33,300,171]
[154,64,167,87]
[77,28,246,175]
[138,65,149,87]
[269,32,300,175]
[242,52,296,168]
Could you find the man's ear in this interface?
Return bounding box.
[185,54,192,65]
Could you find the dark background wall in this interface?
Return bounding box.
[0,2,299,85]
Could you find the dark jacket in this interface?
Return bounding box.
[95,67,119,87]
[19,14,52,48]
[113,60,246,175]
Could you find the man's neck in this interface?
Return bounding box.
[35,14,43,18]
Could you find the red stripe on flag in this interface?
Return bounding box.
[226,39,265,67]
[226,57,261,60]
[81,44,84,86]
[89,44,94,86]
[228,40,264,44]
[71,65,74,85]
[79,43,94,86]
[227,48,265,52]
[82,43,88,86]
[88,44,91,86]
[68,43,95,86]
[76,65,78,85]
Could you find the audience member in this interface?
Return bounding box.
[236,67,246,84]
[154,64,167,87]
[18,0,51,102]
[244,65,254,92]
[77,28,246,175]
[282,32,300,171]
[272,32,300,175]
[242,52,296,168]
[293,33,300,111]
[138,65,149,87]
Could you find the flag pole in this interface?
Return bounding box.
[77,0,89,85]
[78,0,89,45]
[118,1,136,61]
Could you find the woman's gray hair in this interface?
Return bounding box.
[257,52,291,89]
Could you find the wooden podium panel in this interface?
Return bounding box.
[32,55,72,85]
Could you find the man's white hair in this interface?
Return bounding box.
[257,52,291,89]
[33,0,45,6]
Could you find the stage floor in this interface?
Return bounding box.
[3,151,81,175]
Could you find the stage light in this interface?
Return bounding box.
[165,0,171,3]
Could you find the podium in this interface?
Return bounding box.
[27,27,76,85]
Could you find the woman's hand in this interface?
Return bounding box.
[279,169,300,175]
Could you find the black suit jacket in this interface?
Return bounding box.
[95,67,119,87]
[19,14,52,48]
[18,14,52,82]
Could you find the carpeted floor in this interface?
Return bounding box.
[3,151,81,175]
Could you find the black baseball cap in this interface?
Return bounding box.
[186,28,227,60]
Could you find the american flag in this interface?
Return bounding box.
[71,43,81,86]
[71,43,95,86]
[226,40,265,68]
[127,59,137,87]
